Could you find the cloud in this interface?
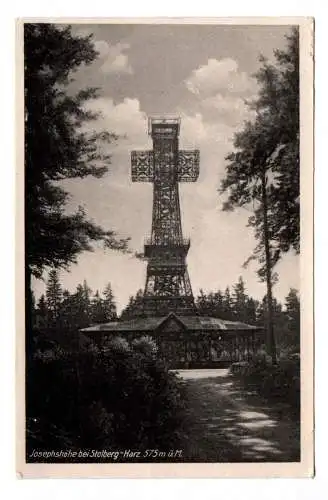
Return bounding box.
[183,58,257,128]
[94,40,133,74]
[201,93,256,127]
[185,57,255,97]
[180,111,234,147]
[84,96,150,153]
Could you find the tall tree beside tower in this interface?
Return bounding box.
[24,24,129,354]
[220,28,299,363]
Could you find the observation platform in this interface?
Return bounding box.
[144,237,190,257]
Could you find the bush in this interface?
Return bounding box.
[230,350,300,420]
[26,335,187,461]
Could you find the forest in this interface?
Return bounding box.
[33,270,300,354]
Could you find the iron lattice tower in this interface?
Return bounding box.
[131,117,200,316]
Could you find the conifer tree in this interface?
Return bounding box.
[232,276,248,323]
[103,283,117,321]
[213,290,225,318]
[24,24,131,358]
[73,282,93,328]
[36,294,48,329]
[120,289,144,319]
[45,270,62,328]
[25,23,129,281]
[219,29,299,362]
[284,288,300,349]
[245,297,258,325]
[90,290,107,324]
[222,287,233,320]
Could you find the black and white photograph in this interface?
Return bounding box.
[19,18,313,477]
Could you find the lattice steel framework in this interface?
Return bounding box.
[131,117,200,316]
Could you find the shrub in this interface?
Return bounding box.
[230,349,300,420]
[26,335,186,461]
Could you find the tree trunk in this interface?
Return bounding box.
[261,169,277,364]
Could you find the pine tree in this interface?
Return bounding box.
[232,276,248,323]
[58,290,73,330]
[36,294,48,329]
[222,287,233,320]
[213,290,225,318]
[120,289,144,319]
[89,287,117,325]
[45,270,62,328]
[133,289,145,318]
[196,289,208,316]
[254,28,300,254]
[245,297,258,325]
[284,288,300,349]
[218,29,300,362]
[196,289,226,318]
[25,23,129,280]
[24,24,130,356]
[30,290,37,327]
[120,295,135,320]
[73,281,93,328]
[206,292,216,316]
[90,290,107,324]
[103,283,117,321]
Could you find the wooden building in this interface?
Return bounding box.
[81,312,262,368]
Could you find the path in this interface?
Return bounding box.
[175,369,300,462]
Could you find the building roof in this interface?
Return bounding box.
[81,312,261,336]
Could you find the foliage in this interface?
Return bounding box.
[196,278,257,323]
[194,277,300,350]
[35,294,47,329]
[253,29,299,254]
[284,288,300,349]
[35,272,300,353]
[120,289,145,319]
[34,273,118,350]
[230,350,300,420]
[196,289,225,318]
[220,28,299,271]
[45,269,62,328]
[218,28,299,349]
[132,336,159,357]
[25,23,129,279]
[102,283,117,321]
[26,336,187,461]
[219,28,299,361]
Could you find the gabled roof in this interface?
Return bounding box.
[80,312,261,335]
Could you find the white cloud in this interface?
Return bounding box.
[184,58,257,129]
[185,57,256,97]
[201,93,256,126]
[84,96,149,150]
[94,40,133,74]
[180,111,233,147]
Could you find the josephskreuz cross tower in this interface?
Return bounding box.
[82,116,261,368]
[131,117,200,316]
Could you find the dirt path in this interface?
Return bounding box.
[176,369,300,462]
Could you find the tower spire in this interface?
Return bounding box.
[131,117,199,316]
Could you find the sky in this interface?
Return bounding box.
[32,23,299,313]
